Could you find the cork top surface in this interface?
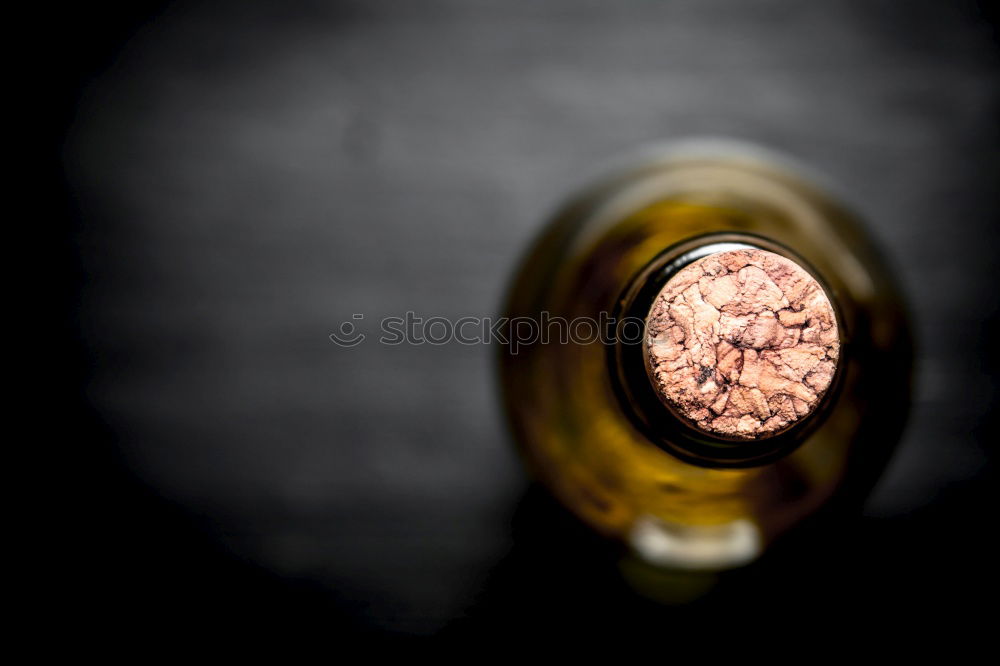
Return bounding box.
[644,248,839,440]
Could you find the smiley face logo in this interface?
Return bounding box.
[329,314,366,347]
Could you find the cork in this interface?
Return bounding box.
[643,248,839,440]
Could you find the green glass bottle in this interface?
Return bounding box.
[498,139,911,573]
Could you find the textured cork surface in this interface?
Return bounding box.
[644,248,840,439]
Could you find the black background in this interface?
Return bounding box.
[45,0,998,649]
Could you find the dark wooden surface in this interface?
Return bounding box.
[65,0,999,634]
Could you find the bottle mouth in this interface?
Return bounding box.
[608,232,846,468]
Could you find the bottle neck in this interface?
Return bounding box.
[609,232,844,468]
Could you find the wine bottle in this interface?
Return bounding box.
[498,139,911,572]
